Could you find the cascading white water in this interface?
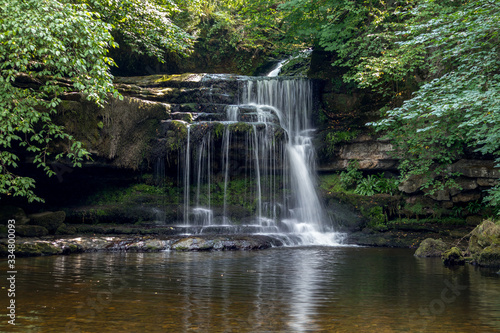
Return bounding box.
[241,79,343,245]
[180,76,345,246]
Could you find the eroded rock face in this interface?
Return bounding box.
[449,160,500,179]
[318,137,398,172]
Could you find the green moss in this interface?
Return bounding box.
[359,206,387,229]
[319,173,354,194]
[324,130,360,157]
[154,73,200,83]
[415,238,448,257]
[442,247,465,266]
[16,242,62,257]
[228,122,254,133]
[213,122,225,139]
[476,244,500,267]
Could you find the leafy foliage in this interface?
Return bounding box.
[0,0,194,202]
[339,161,399,196]
[354,175,379,196]
[339,161,362,189]
[367,1,500,205]
[0,0,119,202]
[81,0,194,60]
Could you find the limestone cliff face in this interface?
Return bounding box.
[55,71,499,213]
[56,74,242,170]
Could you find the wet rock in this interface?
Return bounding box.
[28,211,66,233]
[0,234,274,257]
[173,237,213,251]
[16,225,49,237]
[171,236,280,251]
[442,247,465,266]
[16,242,63,257]
[171,112,193,122]
[414,238,449,257]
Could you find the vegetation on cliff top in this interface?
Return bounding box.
[0,0,192,202]
[1,0,499,207]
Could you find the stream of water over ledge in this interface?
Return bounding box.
[156,74,344,245]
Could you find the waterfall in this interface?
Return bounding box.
[177,76,344,245]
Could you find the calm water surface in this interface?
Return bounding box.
[1,247,499,332]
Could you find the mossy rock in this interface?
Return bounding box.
[415,238,449,257]
[475,244,500,268]
[16,242,62,257]
[442,247,465,266]
[16,225,49,237]
[61,243,84,255]
[173,237,213,251]
[28,211,66,233]
[468,220,500,260]
[55,224,77,235]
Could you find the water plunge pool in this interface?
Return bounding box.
[2,247,499,332]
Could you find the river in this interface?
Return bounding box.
[1,247,499,332]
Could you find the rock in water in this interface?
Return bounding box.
[414,238,448,257]
[442,247,465,266]
[469,220,500,268]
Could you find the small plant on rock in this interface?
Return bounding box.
[339,161,362,189]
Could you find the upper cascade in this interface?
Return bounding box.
[153,74,345,246]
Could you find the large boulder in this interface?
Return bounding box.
[414,238,449,257]
[468,220,500,267]
[476,244,500,268]
[16,225,49,237]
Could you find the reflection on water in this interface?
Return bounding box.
[1,247,499,332]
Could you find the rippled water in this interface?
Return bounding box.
[1,247,499,332]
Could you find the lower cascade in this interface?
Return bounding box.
[160,75,345,246]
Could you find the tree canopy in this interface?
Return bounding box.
[366,1,500,205]
[2,0,500,207]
